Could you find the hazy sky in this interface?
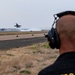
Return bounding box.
[0,0,75,29]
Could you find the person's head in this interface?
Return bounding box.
[56,15,75,54]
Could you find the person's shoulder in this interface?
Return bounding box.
[38,52,75,75]
[38,63,58,75]
[38,60,75,75]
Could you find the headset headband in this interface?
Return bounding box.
[52,11,75,27]
[56,11,75,18]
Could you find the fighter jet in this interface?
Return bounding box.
[14,23,21,28]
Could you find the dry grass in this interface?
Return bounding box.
[0,42,59,75]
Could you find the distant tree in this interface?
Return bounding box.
[1,28,6,31]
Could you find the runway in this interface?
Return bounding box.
[0,36,47,50]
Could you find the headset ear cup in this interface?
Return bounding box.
[48,28,56,49]
[47,28,60,49]
[54,29,60,49]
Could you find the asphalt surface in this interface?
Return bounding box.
[0,37,47,50]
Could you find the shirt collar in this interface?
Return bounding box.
[56,52,75,61]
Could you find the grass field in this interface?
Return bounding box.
[0,42,59,75]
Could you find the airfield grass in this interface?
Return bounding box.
[0,42,59,75]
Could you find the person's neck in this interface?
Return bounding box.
[59,45,75,55]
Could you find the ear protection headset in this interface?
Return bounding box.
[45,11,75,49]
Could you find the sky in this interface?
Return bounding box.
[0,0,75,29]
